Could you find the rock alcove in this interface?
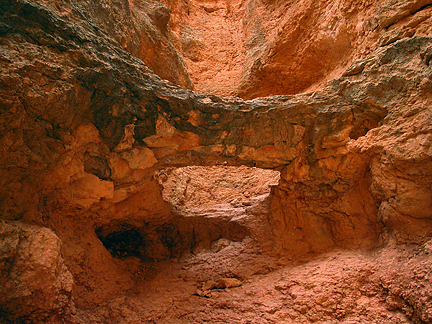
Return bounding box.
[96,166,280,261]
[1,0,432,323]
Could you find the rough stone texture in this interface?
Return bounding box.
[163,0,432,98]
[27,0,193,90]
[0,0,432,322]
[74,245,432,324]
[0,220,74,323]
[156,165,280,213]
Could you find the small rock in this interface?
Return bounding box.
[202,280,218,291]
[210,238,231,253]
[196,289,213,298]
[218,278,242,289]
[342,61,365,77]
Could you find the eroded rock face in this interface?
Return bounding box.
[163,0,432,98]
[1,0,432,322]
[156,165,280,213]
[31,0,193,89]
[0,220,74,322]
[15,0,432,98]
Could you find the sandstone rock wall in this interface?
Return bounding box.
[163,0,432,98]
[1,0,432,321]
[155,165,280,212]
[0,220,74,322]
[23,0,193,89]
[15,0,432,99]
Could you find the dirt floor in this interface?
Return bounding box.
[74,167,432,324]
[76,242,432,324]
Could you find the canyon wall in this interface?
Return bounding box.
[1,0,432,322]
[164,0,432,98]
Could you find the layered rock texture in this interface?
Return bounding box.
[1,0,432,322]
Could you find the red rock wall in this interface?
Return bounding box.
[1,0,432,322]
[163,0,432,98]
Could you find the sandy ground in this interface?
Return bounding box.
[77,237,432,323]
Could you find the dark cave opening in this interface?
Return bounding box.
[96,224,146,258]
[97,165,279,260]
[96,217,250,261]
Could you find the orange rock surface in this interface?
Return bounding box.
[1,0,432,323]
[164,0,432,98]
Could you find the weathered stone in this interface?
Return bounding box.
[0,220,74,322]
[1,0,432,322]
[218,277,242,289]
[202,280,218,291]
[164,0,432,98]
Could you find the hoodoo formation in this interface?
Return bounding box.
[1,0,432,323]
